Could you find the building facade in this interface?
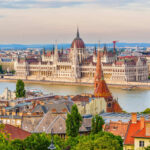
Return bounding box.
[14,29,148,83]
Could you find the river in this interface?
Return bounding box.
[0,81,150,113]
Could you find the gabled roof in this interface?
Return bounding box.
[3,124,31,140]
[94,80,112,98]
[124,120,141,145]
[34,112,88,134]
[22,115,43,133]
[46,115,66,134]
[133,121,150,138]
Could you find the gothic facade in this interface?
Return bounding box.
[14,29,148,83]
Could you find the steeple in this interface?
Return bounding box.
[77,27,80,38]
[42,48,46,55]
[54,41,58,62]
[103,44,107,55]
[94,42,112,98]
[94,42,103,82]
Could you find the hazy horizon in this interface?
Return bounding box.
[0,0,150,44]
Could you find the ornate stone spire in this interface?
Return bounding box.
[94,42,112,98]
[77,27,80,38]
[103,44,107,55]
[54,40,58,62]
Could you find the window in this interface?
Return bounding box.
[139,141,144,147]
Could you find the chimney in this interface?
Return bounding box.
[131,113,137,124]
[140,116,145,130]
[146,122,150,136]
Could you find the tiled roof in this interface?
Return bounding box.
[34,112,88,134]
[22,116,43,132]
[3,124,31,140]
[34,112,65,133]
[124,120,141,145]
[133,121,150,138]
[105,121,129,138]
[94,49,113,99]
[72,95,89,102]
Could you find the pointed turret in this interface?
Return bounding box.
[103,44,107,55]
[94,42,112,98]
[42,48,46,55]
[54,41,58,62]
[77,27,80,38]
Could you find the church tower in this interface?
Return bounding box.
[94,43,112,99]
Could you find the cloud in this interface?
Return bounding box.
[0,0,149,9]
[0,0,84,9]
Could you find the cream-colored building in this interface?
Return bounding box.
[77,97,107,115]
[0,88,16,100]
[14,30,148,83]
[0,58,14,72]
[0,111,22,128]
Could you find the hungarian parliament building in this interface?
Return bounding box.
[14,29,148,83]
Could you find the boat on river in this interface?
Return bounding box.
[122,86,137,91]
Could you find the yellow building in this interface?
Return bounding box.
[0,110,22,128]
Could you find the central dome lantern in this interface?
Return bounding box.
[71,28,85,49]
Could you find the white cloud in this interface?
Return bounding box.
[0,1,149,43]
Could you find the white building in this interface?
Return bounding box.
[14,29,148,83]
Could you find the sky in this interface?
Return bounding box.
[0,0,150,44]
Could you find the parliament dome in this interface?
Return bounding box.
[71,28,85,49]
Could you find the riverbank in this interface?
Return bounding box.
[1,78,150,89]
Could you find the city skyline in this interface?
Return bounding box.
[0,0,150,44]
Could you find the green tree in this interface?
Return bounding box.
[0,65,3,74]
[10,139,24,150]
[24,133,64,150]
[145,146,150,150]
[16,80,26,98]
[74,132,123,150]
[66,104,82,137]
[91,115,105,134]
[24,133,50,150]
[142,108,150,114]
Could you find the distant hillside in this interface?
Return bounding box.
[0,43,150,50]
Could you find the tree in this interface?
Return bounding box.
[91,115,105,134]
[16,80,26,98]
[145,146,150,150]
[66,104,82,137]
[24,133,64,150]
[10,139,24,150]
[0,65,3,74]
[75,132,123,150]
[142,108,150,114]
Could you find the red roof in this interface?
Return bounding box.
[124,120,145,145]
[105,121,129,138]
[71,37,85,49]
[3,124,31,140]
[133,121,150,138]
